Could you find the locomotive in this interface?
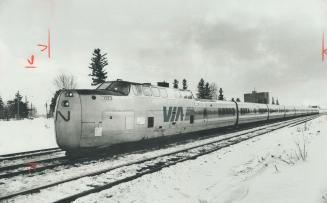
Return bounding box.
[54,80,319,154]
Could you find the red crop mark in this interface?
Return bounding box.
[37,44,47,51]
[37,29,51,58]
[322,32,327,63]
[24,29,51,69]
[25,55,36,68]
[27,162,38,172]
[27,55,34,65]
[48,29,51,58]
[25,66,37,69]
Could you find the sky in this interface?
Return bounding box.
[1,0,327,113]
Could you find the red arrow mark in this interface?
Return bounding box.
[27,55,34,65]
[48,29,51,58]
[36,29,51,58]
[37,44,47,51]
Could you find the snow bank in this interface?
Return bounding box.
[77,116,327,203]
[0,118,57,155]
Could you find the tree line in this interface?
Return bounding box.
[172,78,228,101]
[0,91,35,120]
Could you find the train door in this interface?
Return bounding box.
[102,111,135,131]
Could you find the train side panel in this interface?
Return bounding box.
[237,103,268,124]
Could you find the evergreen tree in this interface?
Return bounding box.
[236,98,241,102]
[204,82,210,99]
[231,98,235,102]
[89,48,108,86]
[6,100,15,119]
[197,78,205,99]
[218,88,224,100]
[6,91,28,119]
[276,98,279,105]
[15,91,23,119]
[272,97,275,104]
[14,91,28,119]
[0,96,4,119]
[182,79,187,90]
[173,79,179,89]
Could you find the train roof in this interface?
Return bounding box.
[99,80,193,92]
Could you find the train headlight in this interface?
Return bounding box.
[65,92,74,97]
[62,100,70,107]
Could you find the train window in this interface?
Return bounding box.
[159,88,168,98]
[148,117,154,128]
[151,87,160,97]
[104,81,130,95]
[97,82,112,90]
[131,85,142,96]
[190,115,194,124]
[143,86,152,96]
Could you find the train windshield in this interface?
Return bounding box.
[97,82,112,90]
[97,81,130,95]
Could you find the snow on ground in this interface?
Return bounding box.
[0,118,57,155]
[76,116,327,203]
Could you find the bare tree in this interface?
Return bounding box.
[50,74,77,117]
[209,83,218,99]
[53,73,77,90]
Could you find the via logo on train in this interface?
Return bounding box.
[163,106,195,122]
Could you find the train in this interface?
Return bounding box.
[54,80,319,154]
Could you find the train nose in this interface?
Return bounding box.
[54,90,81,151]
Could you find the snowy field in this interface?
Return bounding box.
[0,118,57,155]
[76,116,327,203]
[1,116,327,202]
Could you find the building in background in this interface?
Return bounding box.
[244,90,269,104]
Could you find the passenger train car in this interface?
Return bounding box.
[54,80,319,154]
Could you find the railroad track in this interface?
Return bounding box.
[0,115,315,180]
[0,148,62,161]
[0,115,319,202]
